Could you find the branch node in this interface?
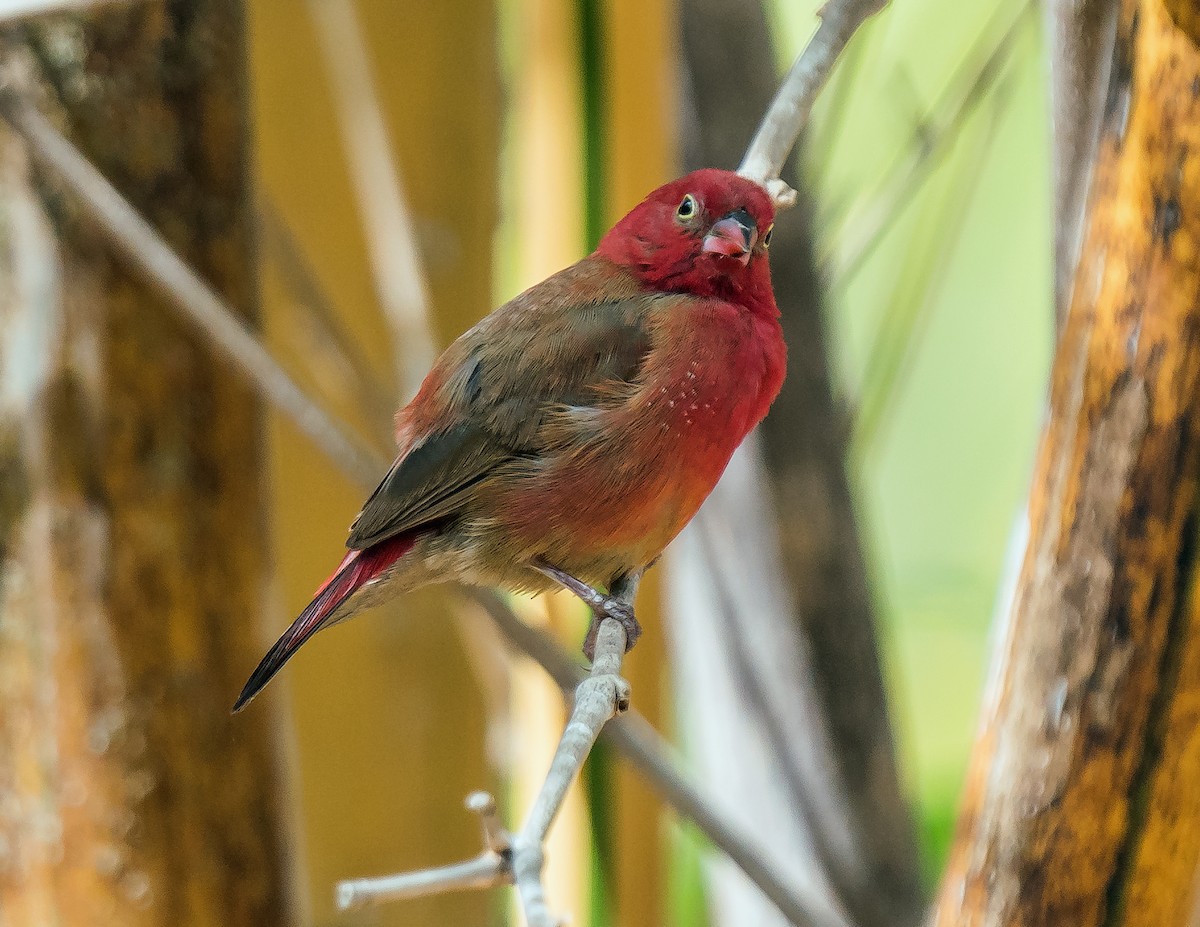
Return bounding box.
[465,790,511,855]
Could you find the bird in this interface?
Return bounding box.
[234,168,785,712]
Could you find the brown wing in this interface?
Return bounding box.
[345,261,658,550]
[346,422,504,549]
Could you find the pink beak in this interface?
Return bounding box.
[701,210,756,266]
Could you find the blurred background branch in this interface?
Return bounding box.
[0,87,390,485]
[305,0,437,399]
[1044,0,1117,327]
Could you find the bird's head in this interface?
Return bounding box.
[595,169,777,311]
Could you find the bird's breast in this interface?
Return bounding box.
[481,300,784,579]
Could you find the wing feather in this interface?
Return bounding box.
[345,261,664,552]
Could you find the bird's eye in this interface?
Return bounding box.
[761,224,774,250]
[676,194,698,220]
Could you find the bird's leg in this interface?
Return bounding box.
[533,560,643,662]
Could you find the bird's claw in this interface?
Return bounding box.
[582,601,641,663]
[533,558,642,663]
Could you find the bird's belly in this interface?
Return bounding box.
[469,299,780,589]
[479,388,753,585]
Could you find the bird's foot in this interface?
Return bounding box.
[581,603,641,664]
[533,560,643,663]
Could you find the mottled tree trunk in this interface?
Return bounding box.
[935,1,1200,923]
[672,3,923,926]
[0,5,284,925]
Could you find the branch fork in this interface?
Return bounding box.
[336,618,630,926]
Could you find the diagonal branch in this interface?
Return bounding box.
[738,0,889,208]
[306,0,437,398]
[819,0,1032,284]
[0,85,389,488]
[257,196,397,433]
[473,589,851,927]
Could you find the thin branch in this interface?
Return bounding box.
[336,617,631,927]
[337,792,510,908]
[306,0,438,399]
[0,87,389,488]
[256,196,397,432]
[738,0,889,208]
[472,589,849,927]
[338,849,507,907]
[339,599,856,927]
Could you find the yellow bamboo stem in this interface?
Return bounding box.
[602,1,678,923]
[250,1,499,925]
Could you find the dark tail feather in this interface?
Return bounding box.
[233,534,416,712]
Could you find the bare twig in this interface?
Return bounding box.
[336,792,510,908]
[338,600,849,927]
[336,617,630,927]
[0,87,389,487]
[307,0,437,399]
[738,0,889,207]
[473,589,846,927]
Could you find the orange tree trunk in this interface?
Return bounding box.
[934,1,1200,923]
[0,6,284,926]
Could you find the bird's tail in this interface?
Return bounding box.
[232,533,417,712]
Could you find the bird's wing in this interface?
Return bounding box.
[346,421,505,549]
[345,261,660,550]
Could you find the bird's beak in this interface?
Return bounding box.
[701,208,756,266]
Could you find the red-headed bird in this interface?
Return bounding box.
[234,169,784,711]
